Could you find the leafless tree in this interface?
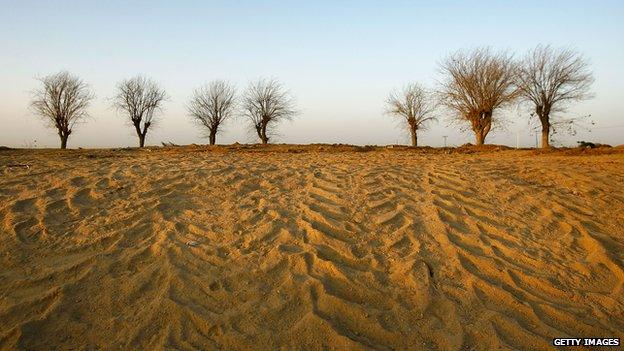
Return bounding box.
[386,83,437,146]
[438,48,519,145]
[242,78,296,144]
[30,71,94,149]
[113,76,168,147]
[187,80,236,145]
[515,45,594,148]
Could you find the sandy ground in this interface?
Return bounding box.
[0,145,623,350]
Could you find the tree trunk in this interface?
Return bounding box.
[138,122,151,148]
[209,131,217,145]
[475,129,485,145]
[255,125,263,144]
[541,120,550,149]
[410,128,417,147]
[471,112,491,146]
[260,124,268,144]
[134,123,145,148]
[541,130,550,148]
[60,134,68,149]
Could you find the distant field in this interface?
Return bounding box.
[1,146,623,350]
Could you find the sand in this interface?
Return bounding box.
[0,145,623,350]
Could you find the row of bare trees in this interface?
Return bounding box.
[30,76,296,148]
[187,79,297,145]
[30,45,593,149]
[386,45,594,148]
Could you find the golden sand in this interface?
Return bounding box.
[1,146,623,350]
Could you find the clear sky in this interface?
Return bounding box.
[1,0,623,148]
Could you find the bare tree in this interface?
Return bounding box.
[438,48,518,145]
[30,71,94,149]
[515,45,594,148]
[386,83,437,146]
[242,78,296,144]
[113,76,168,147]
[187,80,236,145]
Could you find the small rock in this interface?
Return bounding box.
[186,240,199,247]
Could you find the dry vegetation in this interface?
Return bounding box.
[385,84,437,147]
[112,76,168,148]
[29,72,94,149]
[515,45,594,148]
[27,46,595,150]
[187,81,237,145]
[438,48,519,146]
[242,79,297,144]
[1,145,623,350]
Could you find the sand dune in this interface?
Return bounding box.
[1,146,623,350]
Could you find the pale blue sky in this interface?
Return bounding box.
[1,0,623,147]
